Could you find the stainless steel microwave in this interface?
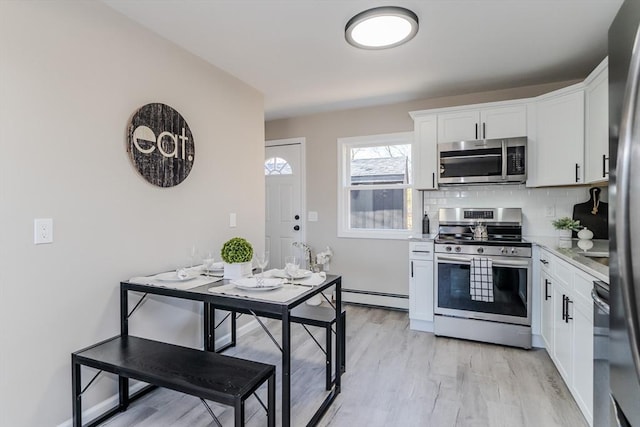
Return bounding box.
[438,137,527,185]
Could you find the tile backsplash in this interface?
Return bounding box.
[420,184,608,237]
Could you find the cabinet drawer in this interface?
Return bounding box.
[573,268,597,309]
[554,257,573,288]
[539,249,554,273]
[410,242,434,260]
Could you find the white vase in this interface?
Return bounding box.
[223,261,252,279]
[577,227,594,240]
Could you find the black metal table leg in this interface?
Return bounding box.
[204,302,215,352]
[335,278,342,392]
[72,356,81,427]
[282,307,291,427]
[119,287,130,409]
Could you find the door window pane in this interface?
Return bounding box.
[264,157,292,175]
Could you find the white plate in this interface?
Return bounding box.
[272,269,313,280]
[232,278,283,291]
[154,270,200,282]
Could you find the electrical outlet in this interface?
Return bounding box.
[308,211,318,222]
[544,206,555,217]
[34,218,53,244]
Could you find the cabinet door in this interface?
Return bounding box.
[413,115,438,189]
[533,88,585,186]
[585,62,609,183]
[572,300,594,424]
[437,110,480,143]
[481,105,527,139]
[409,259,434,321]
[553,284,573,384]
[541,270,554,350]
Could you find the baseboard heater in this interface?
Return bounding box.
[341,288,408,311]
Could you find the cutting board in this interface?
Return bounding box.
[572,187,608,239]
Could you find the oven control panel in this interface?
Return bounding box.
[436,244,532,258]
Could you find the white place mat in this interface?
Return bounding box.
[263,269,327,286]
[207,283,311,302]
[129,271,222,290]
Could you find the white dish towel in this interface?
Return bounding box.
[470,257,494,302]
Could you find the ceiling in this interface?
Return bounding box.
[103,0,623,121]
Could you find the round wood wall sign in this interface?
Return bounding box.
[128,103,195,187]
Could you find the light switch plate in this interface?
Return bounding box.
[308,211,318,222]
[34,218,53,244]
[229,213,237,228]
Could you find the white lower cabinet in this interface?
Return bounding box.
[538,248,595,426]
[409,241,434,332]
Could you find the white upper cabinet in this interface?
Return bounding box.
[437,104,527,143]
[584,58,609,184]
[530,85,585,187]
[411,113,438,190]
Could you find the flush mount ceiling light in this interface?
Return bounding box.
[345,6,419,50]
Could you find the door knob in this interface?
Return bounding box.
[293,225,300,231]
[294,215,300,220]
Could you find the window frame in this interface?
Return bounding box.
[337,131,413,239]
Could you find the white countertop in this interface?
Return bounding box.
[408,234,437,242]
[526,236,609,283]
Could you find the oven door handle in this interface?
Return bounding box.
[437,255,530,268]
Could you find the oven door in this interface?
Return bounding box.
[435,253,532,326]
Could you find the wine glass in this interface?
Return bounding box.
[202,250,215,272]
[284,255,299,279]
[254,251,269,285]
[187,245,198,268]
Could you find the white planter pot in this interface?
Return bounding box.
[558,229,573,248]
[223,261,252,279]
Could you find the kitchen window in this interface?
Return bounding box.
[337,132,413,239]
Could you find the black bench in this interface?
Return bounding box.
[291,304,346,390]
[72,335,275,427]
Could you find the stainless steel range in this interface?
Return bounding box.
[434,208,532,349]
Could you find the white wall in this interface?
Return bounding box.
[0,2,264,426]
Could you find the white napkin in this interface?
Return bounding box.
[231,277,283,288]
[263,269,326,286]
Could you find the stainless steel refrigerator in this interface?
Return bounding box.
[609,0,640,425]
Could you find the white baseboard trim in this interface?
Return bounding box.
[57,319,260,427]
[409,318,434,332]
[531,333,545,349]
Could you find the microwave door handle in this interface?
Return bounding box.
[501,140,507,180]
[616,21,640,384]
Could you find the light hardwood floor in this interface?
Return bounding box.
[101,305,588,427]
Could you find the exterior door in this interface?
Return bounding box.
[265,138,304,269]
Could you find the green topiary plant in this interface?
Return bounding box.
[220,237,253,263]
[552,217,581,231]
